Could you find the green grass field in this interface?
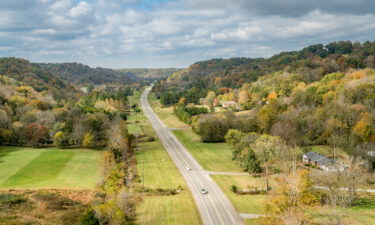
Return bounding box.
[309,194,375,225]
[211,175,266,214]
[0,146,102,189]
[135,139,202,225]
[136,139,201,225]
[173,128,242,172]
[127,91,202,225]
[148,93,190,129]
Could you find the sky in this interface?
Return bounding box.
[0,0,374,68]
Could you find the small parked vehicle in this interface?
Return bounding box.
[201,188,208,194]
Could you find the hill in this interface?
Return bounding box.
[0,57,80,101]
[117,68,182,80]
[37,62,137,86]
[153,41,375,161]
[156,41,375,98]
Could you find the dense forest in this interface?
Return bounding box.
[117,68,181,80]
[155,41,375,104]
[154,41,375,169]
[37,62,137,86]
[0,57,137,149]
[0,58,80,100]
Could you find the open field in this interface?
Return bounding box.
[137,191,201,225]
[148,93,190,128]
[309,194,375,225]
[173,128,243,173]
[211,174,266,214]
[127,91,202,225]
[0,146,102,189]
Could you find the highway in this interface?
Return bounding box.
[140,86,244,225]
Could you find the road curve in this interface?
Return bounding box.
[140,87,243,225]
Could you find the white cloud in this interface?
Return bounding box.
[69,1,92,18]
[0,0,374,68]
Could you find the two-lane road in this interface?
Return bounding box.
[140,87,243,225]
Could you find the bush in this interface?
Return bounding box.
[33,191,75,210]
[174,106,208,124]
[184,106,208,116]
[80,208,99,225]
[0,194,26,205]
[174,106,192,124]
[146,136,155,142]
[199,117,229,142]
[231,185,238,193]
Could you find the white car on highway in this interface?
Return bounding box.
[185,166,192,171]
[201,188,208,194]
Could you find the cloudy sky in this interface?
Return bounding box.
[0,0,374,68]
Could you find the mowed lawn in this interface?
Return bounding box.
[149,93,190,129]
[211,174,266,214]
[173,128,243,173]
[0,146,102,189]
[135,128,202,225]
[136,140,201,225]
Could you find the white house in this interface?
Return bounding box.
[303,151,344,172]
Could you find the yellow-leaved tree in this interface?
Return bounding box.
[261,170,318,225]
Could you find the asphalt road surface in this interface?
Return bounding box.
[140,87,244,225]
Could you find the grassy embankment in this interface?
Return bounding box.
[0,146,101,189]
[127,91,201,225]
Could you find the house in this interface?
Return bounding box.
[199,98,206,105]
[222,101,240,109]
[303,151,344,172]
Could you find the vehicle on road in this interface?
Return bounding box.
[185,166,192,171]
[201,188,208,194]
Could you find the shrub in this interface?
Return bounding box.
[231,185,238,193]
[0,194,26,205]
[174,106,192,124]
[82,131,95,148]
[146,136,155,142]
[80,208,100,225]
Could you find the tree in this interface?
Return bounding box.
[243,148,262,173]
[322,156,367,208]
[83,131,95,148]
[225,129,246,160]
[80,208,99,225]
[53,131,68,147]
[238,90,250,105]
[353,112,374,142]
[253,134,288,191]
[199,116,229,142]
[178,97,187,106]
[271,118,299,146]
[262,170,317,225]
[24,123,49,147]
[205,91,216,107]
[0,128,12,145]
